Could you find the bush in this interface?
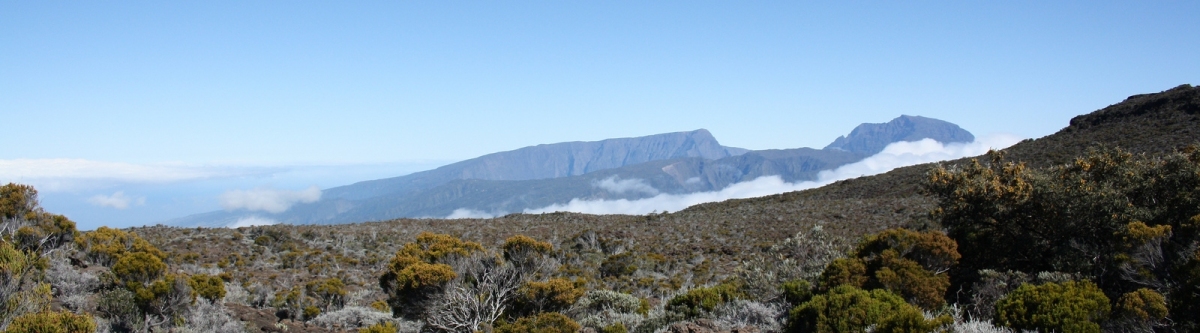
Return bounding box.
[310,306,394,329]
[571,290,646,332]
[514,278,584,315]
[360,322,398,333]
[817,258,867,291]
[829,228,960,310]
[76,227,165,267]
[177,298,243,333]
[994,280,1111,333]
[4,310,96,333]
[306,277,347,311]
[666,281,744,318]
[787,285,950,333]
[112,252,166,284]
[378,233,479,319]
[713,300,786,332]
[502,235,553,264]
[494,312,580,333]
[189,274,226,301]
[781,280,813,306]
[96,288,144,333]
[599,252,637,278]
[1110,288,1168,332]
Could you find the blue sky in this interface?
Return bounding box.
[2,2,1198,229]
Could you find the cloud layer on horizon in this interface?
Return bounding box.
[219,186,322,214]
[0,159,277,192]
[226,216,279,228]
[519,134,1023,216]
[593,176,659,195]
[86,191,146,210]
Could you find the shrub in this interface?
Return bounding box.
[380,261,455,319]
[177,298,243,333]
[76,227,165,267]
[817,258,867,291]
[494,312,580,333]
[189,274,226,301]
[713,300,786,332]
[112,252,166,285]
[1110,288,1168,332]
[360,322,398,333]
[782,279,813,306]
[599,252,637,278]
[503,235,553,262]
[514,278,584,314]
[310,306,394,329]
[814,229,959,310]
[787,285,950,333]
[96,288,144,333]
[378,233,478,319]
[306,277,347,311]
[666,281,744,318]
[994,280,1111,333]
[571,290,646,331]
[4,310,96,333]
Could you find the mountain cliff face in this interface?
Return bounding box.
[824,115,975,155]
[168,116,975,226]
[321,129,745,201]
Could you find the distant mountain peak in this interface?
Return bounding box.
[824,115,975,155]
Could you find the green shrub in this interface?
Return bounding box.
[787,285,950,333]
[189,274,226,301]
[994,280,1111,333]
[514,278,584,315]
[359,321,398,333]
[494,312,580,333]
[817,258,867,291]
[4,310,96,333]
[76,227,164,266]
[112,252,166,284]
[818,228,960,310]
[378,232,478,319]
[782,279,813,306]
[599,252,637,278]
[97,288,144,332]
[667,281,744,318]
[601,323,628,333]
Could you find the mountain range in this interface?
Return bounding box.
[168,115,974,226]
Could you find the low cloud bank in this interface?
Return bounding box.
[226,216,278,228]
[0,159,274,192]
[446,208,501,219]
[594,176,659,195]
[522,134,1022,216]
[219,186,321,213]
[86,191,145,210]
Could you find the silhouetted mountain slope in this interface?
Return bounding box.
[322,129,744,201]
[824,115,974,155]
[167,116,974,226]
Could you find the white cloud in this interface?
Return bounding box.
[86,191,145,209]
[523,134,1023,216]
[0,159,273,192]
[219,186,321,213]
[226,216,278,228]
[446,208,500,219]
[593,176,659,195]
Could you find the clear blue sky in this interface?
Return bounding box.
[2,2,1198,229]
